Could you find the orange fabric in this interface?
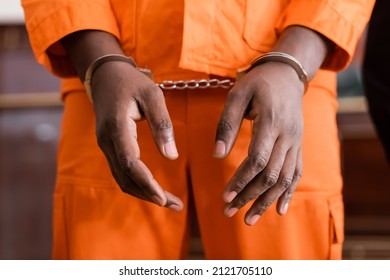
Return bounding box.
[21,0,373,259]
[22,0,374,78]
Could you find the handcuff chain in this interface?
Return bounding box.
[157,78,235,90]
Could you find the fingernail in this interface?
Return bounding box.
[213,140,226,158]
[167,203,183,212]
[225,207,238,217]
[151,195,165,206]
[164,141,178,159]
[224,191,237,203]
[247,214,261,226]
[281,202,289,215]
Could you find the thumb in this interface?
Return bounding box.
[139,87,178,159]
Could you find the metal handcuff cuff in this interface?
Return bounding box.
[83,52,308,103]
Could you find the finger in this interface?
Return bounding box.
[110,118,169,206]
[112,154,184,210]
[137,86,178,160]
[244,147,299,225]
[109,130,183,210]
[112,160,183,211]
[276,148,303,215]
[224,137,289,216]
[213,88,250,159]
[164,191,184,212]
[222,116,277,203]
[98,133,154,201]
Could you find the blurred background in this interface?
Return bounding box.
[0,1,389,260]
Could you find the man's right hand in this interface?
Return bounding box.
[61,31,183,211]
[91,59,183,211]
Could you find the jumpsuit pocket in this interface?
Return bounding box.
[243,0,287,52]
[52,193,68,260]
[328,197,345,260]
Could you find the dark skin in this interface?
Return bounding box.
[61,25,333,225]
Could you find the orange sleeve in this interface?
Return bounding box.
[277,0,375,71]
[22,0,121,77]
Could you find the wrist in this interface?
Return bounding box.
[237,52,308,93]
[84,54,135,102]
[272,26,334,81]
[83,54,153,103]
[61,30,124,81]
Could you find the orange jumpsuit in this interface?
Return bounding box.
[22,0,374,259]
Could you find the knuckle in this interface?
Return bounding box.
[137,85,165,110]
[157,118,172,131]
[287,122,299,136]
[237,195,257,208]
[118,155,135,176]
[294,169,303,181]
[231,86,252,99]
[150,117,173,139]
[238,197,251,207]
[263,171,278,188]
[249,152,269,172]
[217,118,233,135]
[140,84,162,98]
[258,205,268,215]
[284,190,294,202]
[280,176,293,190]
[255,201,273,215]
[159,118,172,130]
[227,89,246,103]
[263,201,273,212]
[258,112,280,129]
[235,180,247,192]
[227,88,238,98]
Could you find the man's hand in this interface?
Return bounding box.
[214,62,304,225]
[213,25,333,225]
[91,61,183,211]
[61,30,183,211]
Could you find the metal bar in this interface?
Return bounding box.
[0,92,62,109]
